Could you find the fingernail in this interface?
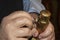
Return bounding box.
[39,35,42,39]
[33,32,38,37]
[33,33,37,37]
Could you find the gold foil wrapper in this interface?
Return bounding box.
[31,10,51,40]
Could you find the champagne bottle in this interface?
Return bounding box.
[31,10,51,40]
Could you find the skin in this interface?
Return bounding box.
[0,11,55,40]
[30,12,55,40]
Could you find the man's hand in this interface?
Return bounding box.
[0,11,36,40]
[0,11,55,40]
[30,13,55,40]
[38,22,55,40]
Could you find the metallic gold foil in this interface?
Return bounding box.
[31,10,51,40]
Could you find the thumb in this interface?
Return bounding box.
[32,28,38,37]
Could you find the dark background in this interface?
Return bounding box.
[42,0,60,40]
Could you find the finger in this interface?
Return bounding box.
[51,35,55,40]
[1,11,34,27]
[39,30,55,40]
[1,11,35,40]
[2,17,34,37]
[1,12,34,30]
[10,17,33,29]
[51,32,55,40]
[10,38,28,40]
[39,22,54,38]
[2,16,33,29]
[32,28,39,37]
[4,11,34,21]
[16,38,28,40]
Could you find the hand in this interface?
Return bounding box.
[30,12,55,40]
[0,11,36,40]
[33,22,55,40]
[29,12,38,22]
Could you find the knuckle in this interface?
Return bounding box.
[2,16,8,21]
[1,16,10,26]
[50,24,54,32]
